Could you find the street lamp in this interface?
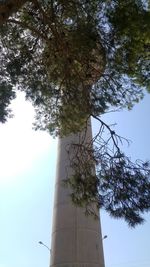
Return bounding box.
[102,235,108,241]
[38,241,51,252]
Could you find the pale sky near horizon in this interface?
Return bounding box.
[0,92,150,267]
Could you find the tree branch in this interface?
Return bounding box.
[7,18,49,41]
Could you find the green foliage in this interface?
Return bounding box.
[99,155,150,227]
[68,156,150,227]
[0,82,15,122]
[0,0,149,134]
[66,120,150,227]
[0,0,150,226]
[0,0,106,135]
[107,0,150,90]
[0,40,16,121]
[0,0,27,25]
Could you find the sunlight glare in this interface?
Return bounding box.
[0,92,52,185]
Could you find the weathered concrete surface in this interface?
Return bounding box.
[50,120,105,267]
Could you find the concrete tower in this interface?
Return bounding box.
[50,119,105,267]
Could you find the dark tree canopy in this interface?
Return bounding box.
[0,0,150,226]
[0,0,27,25]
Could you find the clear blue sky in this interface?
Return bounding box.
[0,92,150,267]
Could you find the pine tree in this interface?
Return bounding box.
[0,0,150,226]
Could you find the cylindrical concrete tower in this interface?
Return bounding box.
[50,119,105,267]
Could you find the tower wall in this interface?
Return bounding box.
[50,120,105,267]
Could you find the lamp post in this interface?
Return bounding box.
[39,241,51,252]
[102,235,108,241]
